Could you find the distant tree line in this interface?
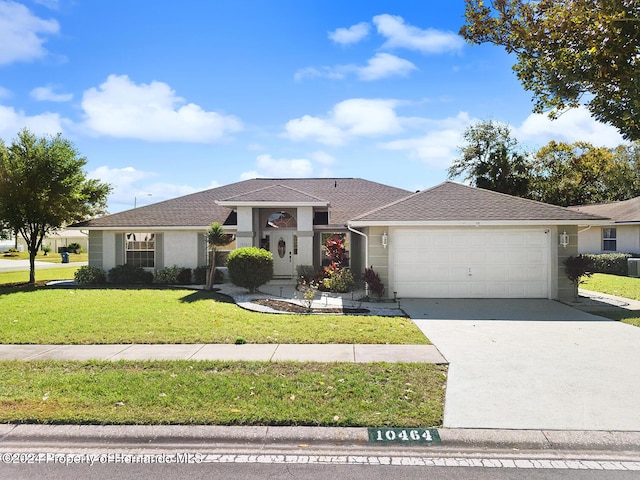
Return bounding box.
[448,120,640,207]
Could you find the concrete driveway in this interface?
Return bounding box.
[403,299,640,431]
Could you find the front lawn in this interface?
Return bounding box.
[0,267,79,285]
[1,251,87,263]
[581,273,640,327]
[582,273,640,301]
[0,286,429,345]
[0,360,446,427]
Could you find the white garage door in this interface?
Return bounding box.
[392,228,549,298]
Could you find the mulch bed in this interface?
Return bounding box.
[252,298,369,314]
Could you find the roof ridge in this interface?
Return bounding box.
[219,183,327,202]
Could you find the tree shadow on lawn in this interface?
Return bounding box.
[0,283,234,305]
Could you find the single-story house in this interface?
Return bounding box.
[1,228,88,253]
[72,178,610,301]
[568,196,640,254]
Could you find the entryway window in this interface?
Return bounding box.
[266,211,297,229]
[125,232,155,267]
[602,228,617,251]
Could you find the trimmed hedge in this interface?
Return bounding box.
[583,253,632,276]
[74,266,106,285]
[107,264,154,285]
[227,247,273,293]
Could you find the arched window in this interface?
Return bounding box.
[265,211,296,228]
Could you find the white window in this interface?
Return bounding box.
[125,232,155,267]
[602,228,617,251]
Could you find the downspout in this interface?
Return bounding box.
[578,225,592,234]
[347,224,368,271]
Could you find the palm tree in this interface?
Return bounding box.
[205,222,234,290]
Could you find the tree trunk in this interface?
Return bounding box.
[205,249,216,290]
[29,249,36,284]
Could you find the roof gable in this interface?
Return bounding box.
[217,184,328,205]
[351,182,610,224]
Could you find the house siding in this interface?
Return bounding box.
[368,226,390,297]
[578,225,640,254]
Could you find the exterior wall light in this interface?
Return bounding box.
[381,232,388,248]
[559,231,569,248]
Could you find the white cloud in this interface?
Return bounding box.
[328,21,370,45]
[30,85,73,102]
[0,1,59,65]
[240,152,338,180]
[310,150,336,165]
[89,165,212,211]
[0,86,11,98]
[356,52,416,81]
[81,74,243,143]
[257,153,314,177]
[285,98,403,145]
[0,104,66,139]
[373,14,464,54]
[295,53,416,82]
[381,112,475,168]
[515,107,626,148]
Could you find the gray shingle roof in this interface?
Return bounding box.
[351,181,610,223]
[568,196,640,223]
[218,184,328,204]
[75,178,412,228]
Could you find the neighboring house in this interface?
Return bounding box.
[71,178,609,301]
[1,229,88,253]
[568,196,640,254]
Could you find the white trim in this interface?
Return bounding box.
[68,226,237,232]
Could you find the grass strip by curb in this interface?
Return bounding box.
[0,360,446,427]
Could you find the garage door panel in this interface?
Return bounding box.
[392,229,549,298]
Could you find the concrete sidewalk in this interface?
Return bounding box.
[0,259,86,272]
[0,343,446,363]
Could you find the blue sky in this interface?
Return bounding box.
[0,0,625,213]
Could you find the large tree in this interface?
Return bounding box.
[528,140,634,206]
[460,0,640,141]
[447,119,531,196]
[0,129,111,283]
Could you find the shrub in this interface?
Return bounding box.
[583,253,632,276]
[67,242,82,253]
[296,265,315,285]
[194,265,223,285]
[74,266,106,285]
[321,268,355,293]
[363,267,385,298]
[176,267,192,285]
[227,247,273,293]
[194,266,208,284]
[153,265,181,284]
[108,264,154,285]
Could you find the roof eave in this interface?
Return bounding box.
[348,219,614,228]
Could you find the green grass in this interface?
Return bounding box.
[1,252,87,263]
[0,360,446,427]
[581,273,640,327]
[0,267,80,285]
[0,286,429,345]
[582,273,640,301]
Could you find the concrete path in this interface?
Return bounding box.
[404,299,640,431]
[0,343,446,363]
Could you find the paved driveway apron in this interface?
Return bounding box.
[403,299,640,431]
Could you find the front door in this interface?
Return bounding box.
[272,232,293,278]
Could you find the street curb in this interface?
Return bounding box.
[2,425,640,452]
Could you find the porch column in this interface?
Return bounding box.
[236,206,255,248]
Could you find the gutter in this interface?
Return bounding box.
[347,224,368,270]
